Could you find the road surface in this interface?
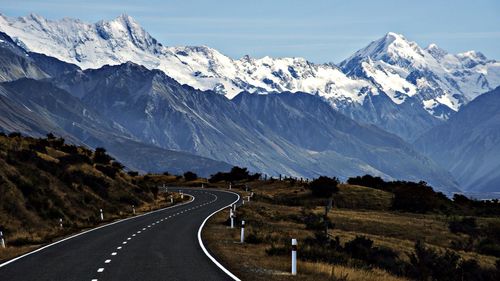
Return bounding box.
[0,188,239,281]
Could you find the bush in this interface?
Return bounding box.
[449,217,478,236]
[344,236,374,260]
[392,182,450,213]
[93,147,113,164]
[209,166,261,183]
[347,175,386,189]
[303,212,333,231]
[246,232,263,244]
[127,171,139,177]
[95,164,119,178]
[309,176,339,198]
[183,171,198,181]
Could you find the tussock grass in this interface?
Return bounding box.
[204,180,500,280]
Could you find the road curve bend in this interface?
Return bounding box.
[0,188,240,281]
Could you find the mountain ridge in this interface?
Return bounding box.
[1,13,498,141]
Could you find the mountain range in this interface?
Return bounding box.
[1,13,498,141]
[0,13,499,195]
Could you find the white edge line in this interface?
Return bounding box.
[0,193,195,268]
[197,189,241,281]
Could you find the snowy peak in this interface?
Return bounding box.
[456,50,489,68]
[340,31,500,119]
[95,14,157,51]
[342,32,426,68]
[425,43,448,61]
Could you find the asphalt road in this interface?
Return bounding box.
[0,188,240,281]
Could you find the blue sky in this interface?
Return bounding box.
[1,0,499,63]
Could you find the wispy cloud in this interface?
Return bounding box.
[414,31,500,40]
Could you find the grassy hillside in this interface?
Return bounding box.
[0,133,185,261]
[204,178,500,281]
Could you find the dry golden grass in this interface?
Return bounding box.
[203,182,500,280]
[204,207,409,281]
[300,261,409,281]
[35,151,59,163]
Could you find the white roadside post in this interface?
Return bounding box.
[230,208,234,229]
[229,183,231,190]
[291,239,298,275]
[180,191,184,199]
[132,205,136,215]
[240,220,245,243]
[201,183,204,189]
[59,218,63,229]
[233,204,236,212]
[1,231,6,248]
[170,195,174,204]
[247,195,251,202]
[100,209,104,221]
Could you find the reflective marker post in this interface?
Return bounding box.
[100,209,104,221]
[132,205,136,215]
[240,220,245,243]
[292,239,298,275]
[230,209,234,229]
[1,231,5,248]
[59,218,63,229]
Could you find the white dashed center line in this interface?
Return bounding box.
[97,268,104,273]
[105,259,111,264]
[111,252,117,256]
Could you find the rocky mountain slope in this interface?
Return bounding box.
[48,62,459,193]
[414,86,500,193]
[1,14,498,141]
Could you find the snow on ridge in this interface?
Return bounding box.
[0,13,498,120]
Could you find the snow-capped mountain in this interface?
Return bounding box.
[0,13,376,101]
[340,32,500,119]
[0,13,499,141]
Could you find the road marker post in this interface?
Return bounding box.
[247,195,250,202]
[59,218,63,229]
[0,231,5,248]
[180,191,184,199]
[201,184,204,189]
[230,209,234,229]
[170,195,174,204]
[100,209,104,221]
[132,205,136,215]
[233,204,236,212]
[240,220,245,243]
[229,183,231,190]
[291,239,298,275]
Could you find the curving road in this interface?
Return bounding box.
[0,188,240,281]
